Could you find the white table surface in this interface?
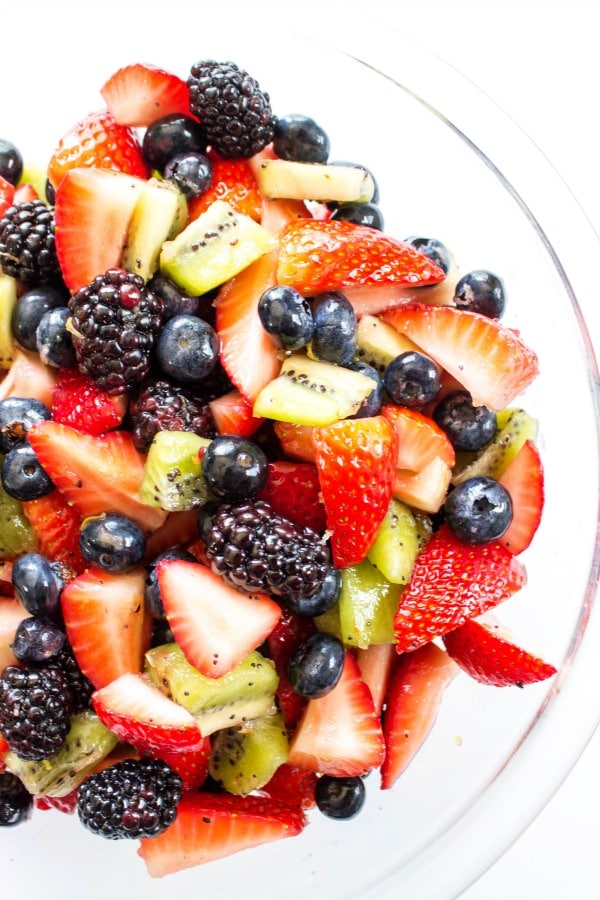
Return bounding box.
[371,2,600,897]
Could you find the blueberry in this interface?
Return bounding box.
[0,139,23,186]
[79,513,146,572]
[257,285,314,351]
[273,114,330,163]
[142,114,208,172]
[287,632,345,699]
[432,391,497,451]
[331,202,384,231]
[444,476,513,544]
[202,435,268,501]
[12,616,66,665]
[309,292,357,366]
[147,273,203,320]
[145,547,196,620]
[1,441,53,501]
[384,351,442,409]
[347,361,383,418]
[11,285,67,351]
[284,567,341,617]
[164,151,213,198]
[315,774,366,820]
[156,315,219,384]
[404,236,452,275]
[0,772,33,826]
[454,270,506,319]
[0,397,51,453]
[11,552,62,616]
[35,307,76,368]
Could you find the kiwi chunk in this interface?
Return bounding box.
[355,314,421,376]
[253,354,375,426]
[257,159,375,203]
[0,470,39,559]
[145,643,279,736]
[452,408,538,485]
[4,711,118,797]
[368,498,422,585]
[160,200,277,296]
[0,274,17,370]
[140,431,213,511]
[121,177,187,282]
[208,709,289,796]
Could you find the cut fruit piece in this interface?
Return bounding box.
[381,404,456,471]
[343,260,459,317]
[266,611,316,731]
[257,159,375,202]
[160,200,277,296]
[383,303,539,411]
[273,421,316,463]
[0,479,38,561]
[253,353,374,426]
[140,430,212,511]
[380,642,459,789]
[0,348,57,408]
[208,709,289,796]
[355,642,396,716]
[208,389,264,437]
[0,273,17,370]
[367,498,421,585]
[187,154,262,222]
[22,489,87,573]
[337,558,401,648]
[101,62,192,127]
[145,643,279,737]
[157,559,282,678]
[498,439,544,554]
[257,460,327,533]
[451,407,538,485]
[392,456,453,514]
[355,314,421,377]
[121,177,187,282]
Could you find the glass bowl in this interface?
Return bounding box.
[2,4,599,898]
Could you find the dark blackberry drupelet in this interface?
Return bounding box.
[77,757,182,840]
[130,378,216,454]
[0,664,72,761]
[0,200,62,287]
[67,268,165,396]
[187,60,276,159]
[0,773,33,826]
[204,498,332,605]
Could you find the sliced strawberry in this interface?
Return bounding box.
[208,389,264,438]
[144,509,199,561]
[188,154,262,222]
[51,367,127,435]
[442,617,557,687]
[27,420,167,533]
[101,63,192,127]
[0,348,57,408]
[380,641,458,789]
[214,249,282,402]
[138,792,306,877]
[0,733,8,769]
[343,277,457,317]
[13,183,39,204]
[267,610,316,730]
[258,461,326,533]
[287,651,385,777]
[22,489,87,572]
[355,642,397,716]
[312,416,398,568]
[381,403,455,471]
[60,565,150,689]
[150,738,211,791]
[392,456,453,514]
[259,763,318,810]
[0,173,15,217]
[498,439,544,554]
[0,597,29,672]
[274,421,316,463]
[47,109,149,189]
[35,789,79,814]
[157,558,281,679]
[276,218,445,296]
[383,304,539,411]
[0,562,13,596]
[54,167,146,293]
[394,525,527,653]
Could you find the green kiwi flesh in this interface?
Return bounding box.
[367,498,422,585]
[451,408,538,485]
[140,431,213,511]
[208,709,289,796]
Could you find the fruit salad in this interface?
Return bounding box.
[0,58,554,876]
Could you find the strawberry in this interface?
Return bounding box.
[150,738,211,791]
[381,403,455,471]
[100,63,192,127]
[0,348,57,408]
[138,792,306,877]
[276,218,445,296]
[51,367,127,435]
[0,597,29,672]
[273,421,316,463]
[260,763,318,810]
[144,509,199,561]
[392,456,453,514]
[60,565,150,689]
[267,610,316,730]
[442,617,557,687]
[383,304,539,411]
[257,461,327,533]
[35,789,79,815]
[380,641,458,789]
[47,109,149,189]
[156,558,281,678]
[27,420,167,533]
[394,525,527,653]
[0,733,8,768]
[22,489,87,572]
[208,389,264,438]
[312,416,398,568]
[13,183,39,204]
[343,277,456,317]
[355,642,397,716]
[287,651,385,777]
[92,672,205,754]
[0,562,13,597]
[54,167,146,293]
[188,154,262,222]
[0,173,15,217]
[498,439,544,554]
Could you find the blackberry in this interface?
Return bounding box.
[77,757,182,840]
[187,60,276,159]
[67,268,165,396]
[0,664,72,761]
[0,772,33,826]
[204,499,332,605]
[51,643,94,714]
[0,200,62,287]
[130,378,216,453]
